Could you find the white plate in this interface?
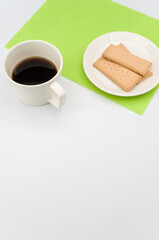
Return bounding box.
[83,31,159,96]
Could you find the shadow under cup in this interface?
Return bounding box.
[4,40,64,107]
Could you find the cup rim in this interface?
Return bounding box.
[3,39,63,88]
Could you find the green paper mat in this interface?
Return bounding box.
[6,0,159,114]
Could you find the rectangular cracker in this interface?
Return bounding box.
[117,43,153,82]
[93,56,142,92]
[140,70,153,83]
[102,44,152,76]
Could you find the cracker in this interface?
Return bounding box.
[102,44,152,76]
[117,43,153,82]
[140,70,153,82]
[93,56,142,92]
[117,43,130,52]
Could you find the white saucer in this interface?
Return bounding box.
[83,31,159,97]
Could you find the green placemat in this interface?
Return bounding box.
[6,0,159,115]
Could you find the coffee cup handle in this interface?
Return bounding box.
[48,81,66,108]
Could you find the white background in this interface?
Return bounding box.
[0,0,159,239]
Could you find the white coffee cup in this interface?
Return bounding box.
[3,40,66,108]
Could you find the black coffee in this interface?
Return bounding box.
[12,57,57,85]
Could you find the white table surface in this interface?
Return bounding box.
[0,0,159,239]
